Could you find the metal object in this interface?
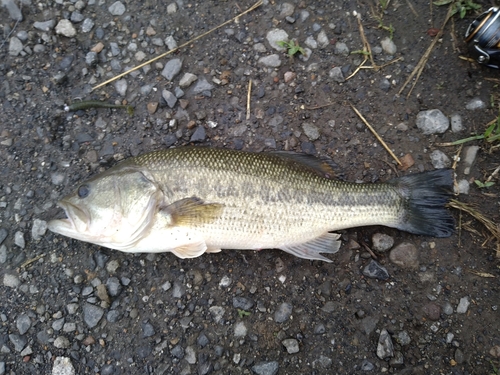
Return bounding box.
[465,7,500,68]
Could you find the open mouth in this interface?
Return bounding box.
[48,201,89,239]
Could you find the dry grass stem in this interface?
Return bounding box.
[246,79,252,120]
[349,103,402,166]
[448,199,500,257]
[398,4,453,98]
[92,0,263,91]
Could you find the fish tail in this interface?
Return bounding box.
[390,168,455,237]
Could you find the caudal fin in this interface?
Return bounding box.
[390,169,455,237]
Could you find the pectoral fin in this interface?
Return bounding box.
[170,240,207,258]
[161,197,224,226]
[279,233,341,262]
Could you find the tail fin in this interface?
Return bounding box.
[390,169,455,238]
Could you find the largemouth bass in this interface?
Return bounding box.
[48,147,454,262]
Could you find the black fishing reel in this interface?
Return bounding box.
[465,7,500,69]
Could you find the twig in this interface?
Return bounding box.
[19,254,45,269]
[349,103,402,166]
[304,102,336,110]
[398,4,453,98]
[92,0,263,91]
[0,18,21,50]
[246,79,252,120]
[485,165,500,184]
[406,0,419,18]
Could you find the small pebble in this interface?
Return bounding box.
[274,302,292,323]
[389,242,419,269]
[416,109,449,134]
[252,361,279,375]
[258,54,282,68]
[381,37,397,55]
[371,233,394,252]
[108,1,126,16]
[282,338,299,354]
[51,357,75,375]
[430,150,451,169]
[14,231,25,249]
[465,98,485,110]
[266,29,289,51]
[363,260,390,280]
[456,296,470,314]
[377,328,394,359]
[55,20,77,37]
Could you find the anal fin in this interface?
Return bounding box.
[279,233,341,262]
[170,240,207,259]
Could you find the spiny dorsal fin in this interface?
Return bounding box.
[268,151,337,179]
[161,197,224,226]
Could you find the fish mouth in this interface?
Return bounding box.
[48,201,92,241]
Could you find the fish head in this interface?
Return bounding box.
[49,164,160,250]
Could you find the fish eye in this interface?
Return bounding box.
[77,184,90,198]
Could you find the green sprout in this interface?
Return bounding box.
[277,40,305,58]
[237,309,251,318]
[474,180,495,188]
[433,0,481,19]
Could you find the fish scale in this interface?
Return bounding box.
[48,147,454,262]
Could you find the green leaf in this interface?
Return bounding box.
[433,0,453,5]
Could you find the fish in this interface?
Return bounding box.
[48,147,455,262]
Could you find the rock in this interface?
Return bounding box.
[54,336,70,349]
[381,37,397,55]
[450,113,464,132]
[4,274,20,288]
[142,322,155,338]
[9,334,27,352]
[282,338,299,354]
[396,330,411,346]
[377,328,394,359]
[284,71,296,82]
[85,51,98,66]
[416,109,449,134]
[298,47,312,62]
[329,67,345,83]
[32,219,48,241]
[179,73,197,88]
[106,277,122,297]
[234,322,247,337]
[185,346,196,364]
[161,58,182,81]
[55,20,77,37]
[456,296,470,313]
[108,1,126,16]
[304,36,317,49]
[266,29,289,51]
[190,126,206,142]
[371,233,394,252]
[390,351,404,368]
[162,89,177,108]
[252,361,279,375]
[462,145,479,175]
[167,2,177,14]
[232,296,254,310]
[361,360,374,371]
[189,78,213,95]
[52,356,75,375]
[312,355,332,369]
[455,179,470,195]
[279,3,295,18]
[2,0,22,20]
[317,30,329,48]
[465,98,485,110]
[363,260,390,280]
[165,35,177,50]
[16,314,31,335]
[258,54,282,68]
[422,302,441,321]
[389,242,419,269]
[0,228,7,245]
[490,345,500,358]
[8,36,23,56]
[81,18,94,33]
[302,122,320,141]
[14,231,25,249]
[430,150,451,169]
[171,344,184,359]
[83,303,104,328]
[115,79,127,97]
[334,41,349,55]
[360,316,378,335]
[208,306,225,324]
[34,20,55,32]
[274,302,292,323]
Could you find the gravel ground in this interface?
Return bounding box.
[1,0,499,374]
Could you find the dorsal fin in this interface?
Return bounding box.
[267,151,337,179]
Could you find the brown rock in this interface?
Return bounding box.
[389,242,419,269]
[147,102,158,114]
[91,42,104,53]
[422,302,441,321]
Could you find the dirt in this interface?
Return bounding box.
[0,0,499,374]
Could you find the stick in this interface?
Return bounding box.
[246,79,252,120]
[92,0,263,91]
[349,103,402,166]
